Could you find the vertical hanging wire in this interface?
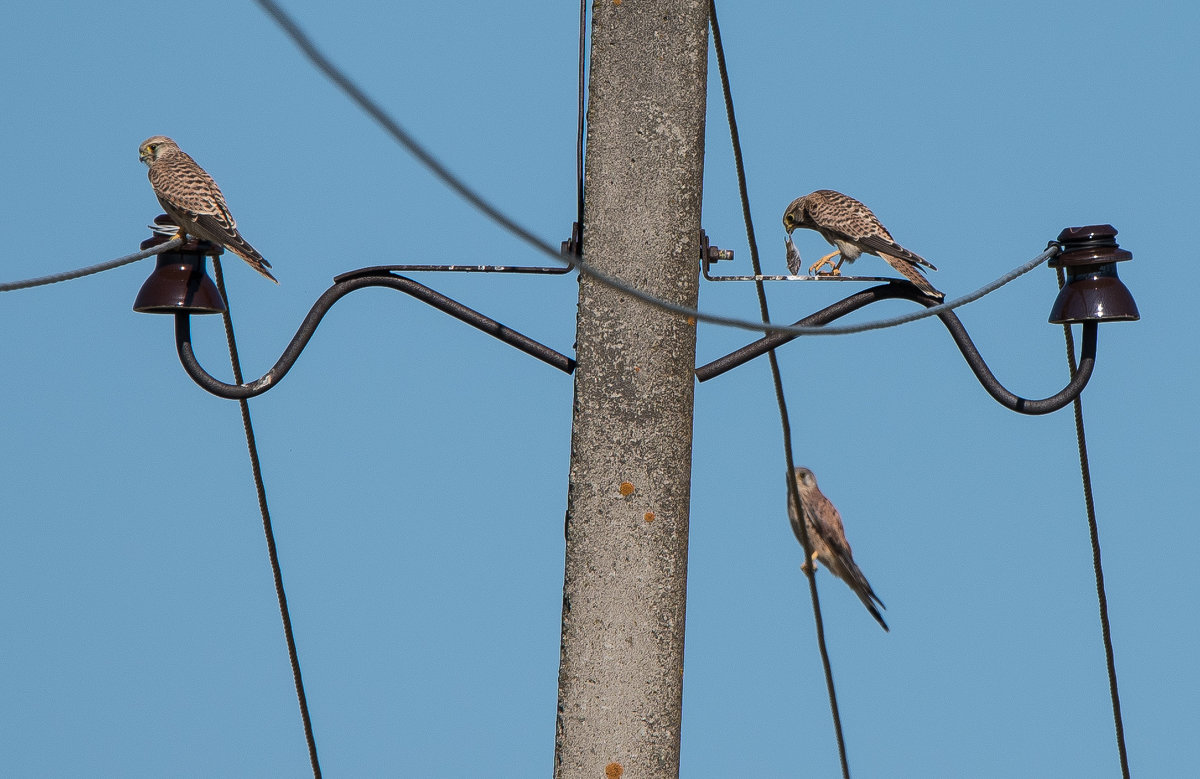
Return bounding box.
[212,257,323,779]
[707,3,850,776]
[576,0,587,233]
[1056,269,1131,779]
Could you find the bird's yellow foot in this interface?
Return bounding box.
[808,251,842,276]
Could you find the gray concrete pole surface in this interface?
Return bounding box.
[553,2,709,778]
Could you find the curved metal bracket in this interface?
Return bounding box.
[695,282,1097,416]
[176,271,576,400]
[940,308,1095,415]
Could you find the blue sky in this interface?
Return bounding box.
[1,1,1196,776]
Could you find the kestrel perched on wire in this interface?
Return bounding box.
[788,466,888,631]
[139,136,277,283]
[783,189,942,300]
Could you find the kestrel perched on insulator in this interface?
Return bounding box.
[139,136,277,283]
[783,189,942,300]
[788,467,888,631]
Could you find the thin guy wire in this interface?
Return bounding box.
[250,0,1046,339]
[212,257,322,779]
[0,237,182,292]
[1056,268,1131,779]
[708,3,849,775]
[576,0,587,232]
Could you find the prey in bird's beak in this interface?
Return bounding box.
[783,208,803,274]
[785,235,803,276]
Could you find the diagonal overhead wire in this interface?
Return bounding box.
[1056,268,1130,779]
[250,0,1049,339]
[212,257,323,779]
[708,2,850,775]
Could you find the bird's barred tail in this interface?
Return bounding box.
[848,566,889,632]
[227,237,278,283]
[887,254,943,301]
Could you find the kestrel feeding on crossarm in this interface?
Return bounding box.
[782,189,942,300]
[139,136,277,283]
[788,466,888,631]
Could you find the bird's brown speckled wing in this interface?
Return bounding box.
[149,147,276,282]
[789,467,888,631]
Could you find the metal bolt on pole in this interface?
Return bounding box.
[554,2,709,778]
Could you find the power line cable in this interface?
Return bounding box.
[1056,268,1130,779]
[250,0,1049,339]
[772,245,1057,336]
[211,257,322,779]
[708,3,849,775]
[0,237,183,292]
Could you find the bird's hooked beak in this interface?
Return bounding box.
[139,147,152,166]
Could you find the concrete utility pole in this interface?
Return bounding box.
[554,2,708,778]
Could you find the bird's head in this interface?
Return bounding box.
[792,466,818,493]
[782,197,808,235]
[139,136,177,166]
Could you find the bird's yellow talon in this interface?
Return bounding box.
[808,250,842,276]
